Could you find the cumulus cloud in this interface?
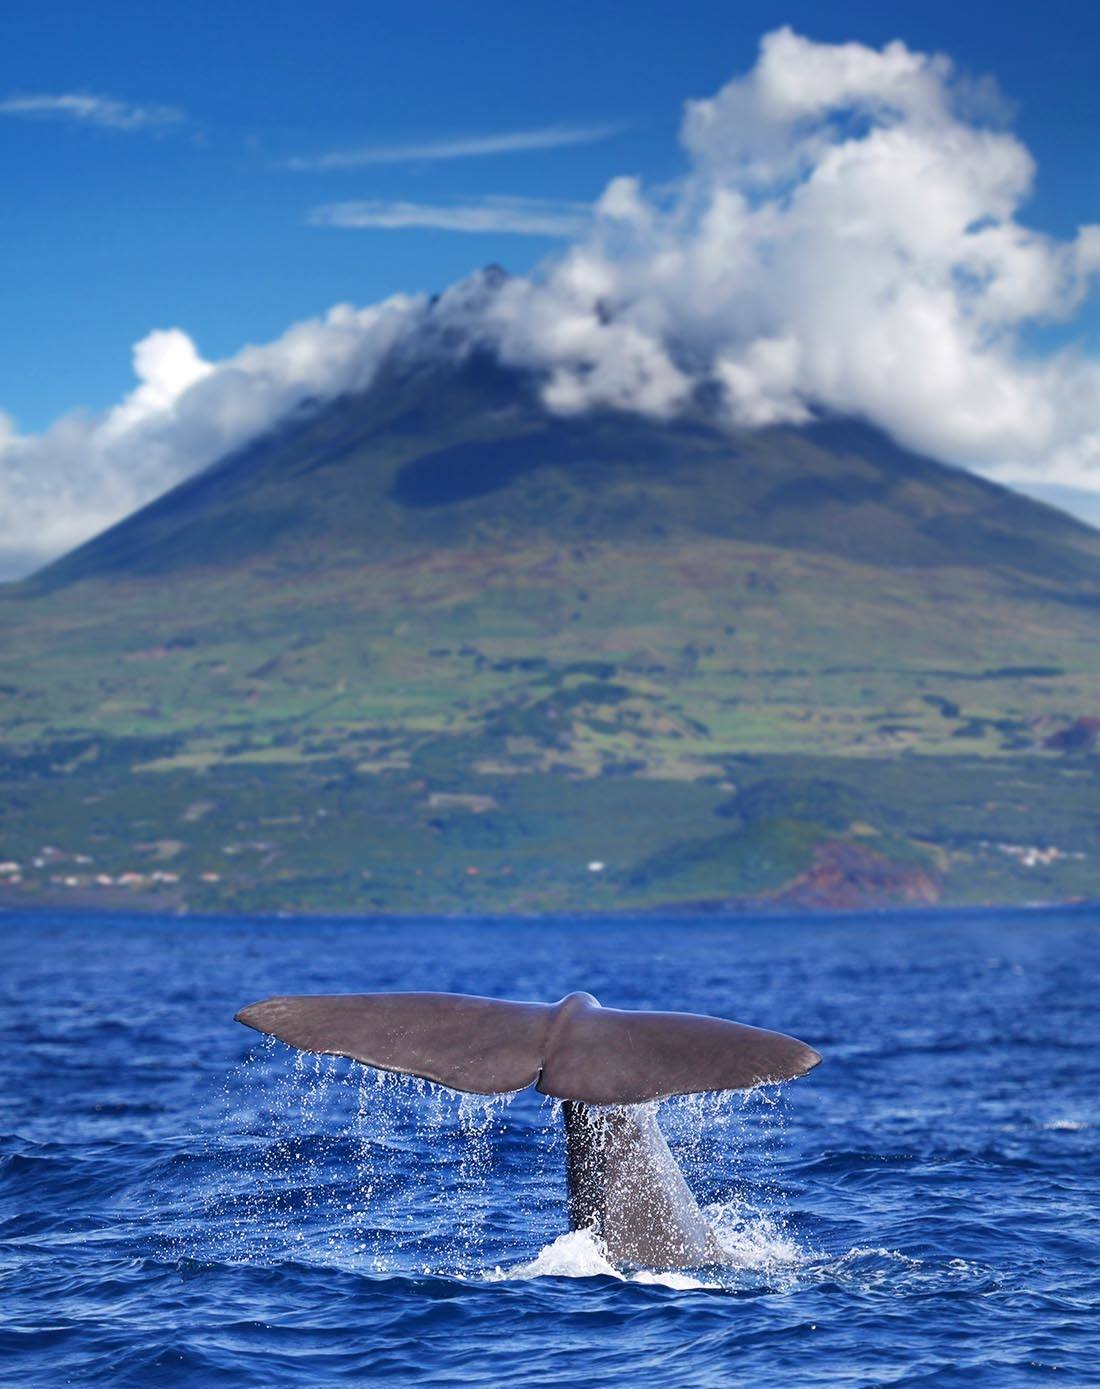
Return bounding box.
[0,92,184,130]
[309,196,589,237]
[468,27,1100,480]
[284,122,623,170]
[3,27,1100,578]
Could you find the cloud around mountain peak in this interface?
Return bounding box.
[2,27,1099,577]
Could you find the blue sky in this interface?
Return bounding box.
[1,1,1099,573]
[3,0,1096,430]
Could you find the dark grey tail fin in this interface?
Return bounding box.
[235,992,550,1095]
[235,990,820,1102]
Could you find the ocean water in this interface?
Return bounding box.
[2,908,1098,1388]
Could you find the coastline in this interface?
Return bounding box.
[4,893,1097,930]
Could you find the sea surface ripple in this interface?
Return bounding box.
[2,908,1099,1387]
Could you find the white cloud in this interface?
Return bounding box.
[0,92,184,130]
[285,123,623,170]
[0,297,427,579]
[309,196,589,237]
[3,28,1100,578]
[471,26,1100,485]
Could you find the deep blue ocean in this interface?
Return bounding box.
[2,908,1098,1387]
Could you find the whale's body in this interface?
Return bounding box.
[562,1100,725,1266]
[235,990,820,1269]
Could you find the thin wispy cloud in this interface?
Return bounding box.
[310,196,589,237]
[285,122,623,170]
[0,92,183,131]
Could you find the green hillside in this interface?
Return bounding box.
[2,351,1098,915]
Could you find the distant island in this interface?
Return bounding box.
[1,346,1098,917]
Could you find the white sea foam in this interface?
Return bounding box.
[485,1198,809,1291]
[487,1229,716,1290]
[706,1200,805,1269]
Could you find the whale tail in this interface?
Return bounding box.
[234,989,820,1103]
[235,989,820,1270]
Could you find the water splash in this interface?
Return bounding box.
[706,1200,805,1271]
[179,1044,810,1284]
[488,1229,718,1290]
[180,1044,537,1274]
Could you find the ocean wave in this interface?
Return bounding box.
[4,911,1099,1386]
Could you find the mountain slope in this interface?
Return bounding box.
[2,351,1098,915]
[33,351,1100,593]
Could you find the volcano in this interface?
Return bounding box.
[2,347,1098,915]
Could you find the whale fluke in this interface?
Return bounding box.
[537,993,820,1103]
[235,989,820,1270]
[235,991,549,1095]
[234,990,820,1103]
